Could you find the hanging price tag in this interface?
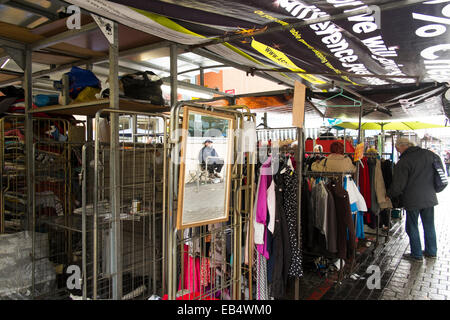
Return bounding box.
[354,142,364,162]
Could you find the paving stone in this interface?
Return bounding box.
[413,280,431,288]
[389,280,407,288]
[380,289,397,298]
[420,286,439,294]
[432,274,449,281]
[428,293,446,300]
[437,289,450,297]
[432,283,448,291]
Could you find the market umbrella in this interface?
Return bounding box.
[333,121,446,131]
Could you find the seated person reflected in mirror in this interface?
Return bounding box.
[198,139,224,178]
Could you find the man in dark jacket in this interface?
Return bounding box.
[387,138,438,261]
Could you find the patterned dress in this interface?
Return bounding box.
[281,168,303,277]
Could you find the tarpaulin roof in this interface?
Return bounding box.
[66,0,450,119]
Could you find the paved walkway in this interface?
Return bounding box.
[296,186,450,300]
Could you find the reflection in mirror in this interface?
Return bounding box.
[177,107,234,229]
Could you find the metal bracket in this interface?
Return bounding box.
[3,47,25,70]
[91,14,114,45]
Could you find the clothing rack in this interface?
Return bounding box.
[303,170,355,176]
[305,151,394,248]
[302,170,358,284]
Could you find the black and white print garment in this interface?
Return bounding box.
[281,168,303,277]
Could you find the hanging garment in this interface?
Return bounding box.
[324,185,338,253]
[368,157,380,215]
[256,251,269,300]
[179,244,202,294]
[271,174,292,299]
[253,172,264,245]
[373,158,393,210]
[312,180,329,237]
[311,154,357,172]
[345,177,368,213]
[301,178,315,250]
[281,168,303,277]
[200,258,211,287]
[255,157,272,259]
[267,180,276,234]
[358,157,371,209]
[327,180,356,262]
[343,177,367,240]
[381,159,393,190]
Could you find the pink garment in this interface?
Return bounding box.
[4,129,25,141]
[256,157,272,259]
[200,258,211,286]
[179,245,202,294]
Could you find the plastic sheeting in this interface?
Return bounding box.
[0,231,56,299]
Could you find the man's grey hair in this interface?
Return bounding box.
[395,137,415,148]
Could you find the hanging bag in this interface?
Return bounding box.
[120,71,165,105]
[432,153,448,193]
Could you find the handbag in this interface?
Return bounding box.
[120,71,165,105]
[432,153,448,193]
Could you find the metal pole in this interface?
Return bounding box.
[343,129,347,154]
[295,126,305,299]
[356,99,363,186]
[132,115,138,143]
[168,43,178,300]
[199,66,204,86]
[24,46,32,232]
[109,21,122,300]
[162,118,168,295]
[82,144,88,300]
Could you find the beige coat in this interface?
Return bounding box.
[374,159,393,209]
[311,154,356,173]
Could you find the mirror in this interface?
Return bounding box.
[177,106,234,229]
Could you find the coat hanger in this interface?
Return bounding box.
[316,88,362,108]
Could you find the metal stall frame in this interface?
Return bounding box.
[91,108,169,300]
[168,101,256,300]
[31,139,86,299]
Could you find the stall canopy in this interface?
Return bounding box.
[65,0,450,120]
[333,121,446,130]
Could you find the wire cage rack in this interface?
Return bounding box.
[86,110,168,300]
[170,104,256,300]
[0,114,85,299]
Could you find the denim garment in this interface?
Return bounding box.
[405,207,437,257]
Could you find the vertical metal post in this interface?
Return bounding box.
[109,22,122,300]
[343,129,347,154]
[132,115,138,143]
[294,127,304,300]
[93,114,99,299]
[24,46,33,232]
[199,66,204,86]
[356,99,363,185]
[82,144,88,300]
[168,43,178,300]
[86,116,93,142]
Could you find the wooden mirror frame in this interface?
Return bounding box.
[176,106,235,229]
